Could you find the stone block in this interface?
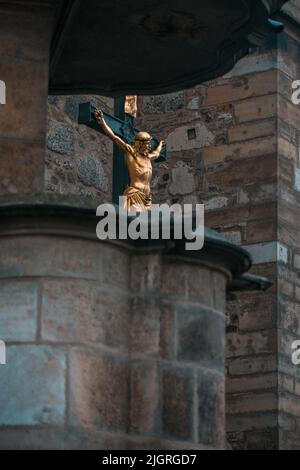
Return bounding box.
[0,428,126,450]
[227,412,277,433]
[197,369,225,448]
[0,282,38,341]
[0,62,49,141]
[64,95,85,122]
[0,140,44,194]
[226,330,276,358]
[228,355,277,376]
[226,392,277,414]
[41,280,129,348]
[131,254,161,294]
[129,297,161,356]
[228,119,276,143]
[159,302,176,360]
[129,361,159,435]
[143,92,185,114]
[0,346,66,425]
[47,123,74,156]
[0,237,99,280]
[205,70,277,105]
[77,155,109,192]
[69,348,129,432]
[234,95,276,123]
[161,366,194,441]
[97,244,130,289]
[227,373,277,394]
[162,261,214,307]
[177,306,225,370]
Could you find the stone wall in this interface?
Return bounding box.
[46,95,113,201]
[135,50,280,449]
[0,209,228,450]
[46,55,281,448]
[277,27,300,450]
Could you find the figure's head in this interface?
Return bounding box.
[134,131,152,156]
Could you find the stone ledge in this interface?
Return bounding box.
[0,199,252,282]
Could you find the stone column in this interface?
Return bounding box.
[0,1,55,195]
[0,204,250,449]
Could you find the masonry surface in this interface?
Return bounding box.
[1,0,300,451]
[45,10,300,450]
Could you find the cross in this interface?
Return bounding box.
[78,97,167,205]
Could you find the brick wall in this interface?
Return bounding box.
[277,26,300,449]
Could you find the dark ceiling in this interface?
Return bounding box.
[49,0,289,96]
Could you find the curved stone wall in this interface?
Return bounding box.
[0,204,241,450]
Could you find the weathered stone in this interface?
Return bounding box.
[69,349,129,432]
[129,297,161,356]
[0,346,65,425]
[177,306,225,370]
[226,330,276,358]
[48,95,59,105]
[0,428,126,450]
[47,123,74,155]
[159,302,176,360]
[64,95,85,122]
[167,123,214,151]
[0,236,99,280]
[197,370,225,448]
[162,260,213,307]
[77,155,109,192]
[226,392,277,415]
[228,355,277,376]
[129,361,159,434]
[143,92,184,114]
[169,161,195,195]
[41,280,129,348]
[205,196,229,211]
[0,282,38,341]
[131,254,161,294]
[161,366,194,441]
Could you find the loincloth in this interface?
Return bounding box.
[123,186,152,212]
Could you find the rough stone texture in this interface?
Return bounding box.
[41,280,129,348]
[132,26,300,450]
[46,95,113,200]
[198,370,225,448]
[3,1,300,452]
[0,346,66,426]
[0,4,54,195]
[77,155,109,192]
[47,123,74,156]
[161,366,194,441]
[143,92,185,114]
[0,227,227,449]
[69,348,129,433]
[0,282,38,342]
[277,26,300,450]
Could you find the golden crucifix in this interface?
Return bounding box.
[94,96,165,212]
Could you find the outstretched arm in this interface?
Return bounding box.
[149,140,165,161]
[94,109,132,154]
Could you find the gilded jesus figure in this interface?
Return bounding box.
[94,108,165,212]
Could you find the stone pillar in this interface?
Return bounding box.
[0,1,55,195]
[0,204,250,450]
